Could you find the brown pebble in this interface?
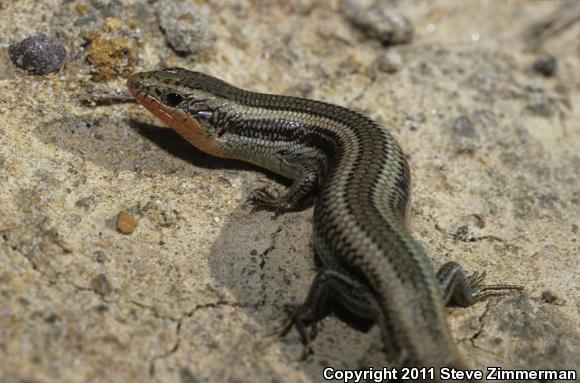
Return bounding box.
[116,211,137,234]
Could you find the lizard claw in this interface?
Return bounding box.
[246,187,293,217]
[272,304,318,358]
[467,270,524,302]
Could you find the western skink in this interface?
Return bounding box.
[127,68,521,380]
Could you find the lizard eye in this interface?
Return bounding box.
[165,92,185,107]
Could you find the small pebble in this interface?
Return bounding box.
[45,312,59,323]
[532,55,557,77]
[452,116,476,138]
[541,290,565,305]
[9,34,67,75]
[116,211,137,234]
[452,225,477,242]
[346,3,413,46]
[526,98,555,118]
[154,0,215,55]
[376,50,402,73]
[92,250,108,263]
[91,274,113,296]
[94,304,109,313]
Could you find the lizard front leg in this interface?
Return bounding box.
[248,147,324,213]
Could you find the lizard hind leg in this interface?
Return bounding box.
[436,261,524,307]
[276,265,381,358]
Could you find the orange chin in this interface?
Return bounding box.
[129,87,230,158]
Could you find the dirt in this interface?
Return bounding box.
[0,1,578,382]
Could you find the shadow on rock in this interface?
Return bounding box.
[207,204,379,380]
[34,114,254,176]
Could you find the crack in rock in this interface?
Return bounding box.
[147,299,246,377]
[470,300,492,346]
[257,225,284,308]
[149,318,182,377]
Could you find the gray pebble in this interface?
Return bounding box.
[452,225,477,242]
[532,55,557,77]
[452,116,476,138]
[91,274,113,296]
[9,34,67,75]
[154,0,215,56]
[526,98,556,118]
[346,2,413,46]
[92,250,108,263]
[376,50,402,73]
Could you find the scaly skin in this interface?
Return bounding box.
[127,68,522,381]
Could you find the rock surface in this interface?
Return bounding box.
[0,1,578,382]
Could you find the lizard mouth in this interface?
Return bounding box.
[126,72,145,97]
[127,73,176,124]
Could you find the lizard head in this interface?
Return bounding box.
[127,68,233,158]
